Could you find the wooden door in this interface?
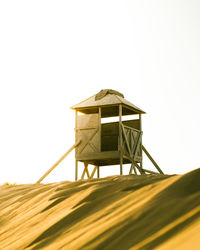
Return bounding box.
[76,113,100,156]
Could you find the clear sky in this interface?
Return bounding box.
[0,0,199,184]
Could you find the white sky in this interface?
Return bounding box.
[0,0,199,184]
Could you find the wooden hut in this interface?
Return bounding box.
[36,89,163,184]
[71,89,163,180]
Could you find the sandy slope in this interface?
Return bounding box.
[0,169,200,250]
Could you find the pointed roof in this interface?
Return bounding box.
[71,89,145,117]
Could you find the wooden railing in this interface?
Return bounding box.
[121,124,142,159]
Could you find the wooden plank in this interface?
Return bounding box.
[75,111,78,156]
[129,164,132,174]
[129,163,137,175]
[142,145,164,174]
[130,130,135,153]
[123,153,144,174]
[99,107,101,152]
[81,167,86,179]
[133,165,137,175]
[36,140,81,184]
[81,163,90,179]
[75,111,78,181]
[88,141,98,152]
[123,125,140,133]
[131,131,140,158]
[79,128,99,153]
[84,163,90,178]
[119,104,123,175]
[134,161,145,175]
[121,124,132,157]
[139,114,143,168]
[90,166,97,178]
[77,114,99,129]
[75,160,78,181]
[76,150,120,161]
[123,119,140,130]
[133,132,142,160]
[139,114,142,131]
[143,168,160,175]
[76,127,97,131]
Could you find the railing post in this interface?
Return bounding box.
[119,104,123,175]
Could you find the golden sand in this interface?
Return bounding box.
[0,169,200,249]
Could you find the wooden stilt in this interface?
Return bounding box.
[84,163,90,178]
[81,164,99,180]
[139,114,143,169]
[129,163,137,175]
[81,166,86,179]
[36,140,81,184]
[119,104,123,175]
[75,160,78,181]
[97,166,100,178]
[90,166,97,179]
[143,168,160,175]
[142,145,164,174]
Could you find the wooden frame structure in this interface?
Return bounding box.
[71,89,163,180]
[36,89,163,184]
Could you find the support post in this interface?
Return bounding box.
[36,140,81,184]
[139,114,143,169]
[99,107,101,152]
[129,163,137,175]
[75,160,78,181]
[142,145,164,174]
[81,162,89,179]
[97,166,100,178]
[90,166,97,179]
[119,104,123,175]
[75,110,78,180]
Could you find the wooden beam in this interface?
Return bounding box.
[139,114,143,169]
[123,125,140,133]
[75,160,78,181]
[84,163,90,178]
[119,104,123,175]
[121,124,132,157]
[81,162,89,179]
[139,114,142,130]
[143,168,160,175]
[99,107,101,152]
[133,132,142,160]
[131,132,140,159]
[36,140,81,184]
[75,111,78,181]
[142,145,164,174]
[123,153,144,175]
[134,161,145,175]
[81,166,86,179]
[90,166,97,178]
[129,163,137,175]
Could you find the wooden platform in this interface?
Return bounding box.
[76,150,141,166]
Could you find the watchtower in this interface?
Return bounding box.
[36,89,164,184]
[71,89,163,180]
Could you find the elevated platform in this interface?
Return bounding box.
[76,150,142,166]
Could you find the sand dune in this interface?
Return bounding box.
[0,169,200,249]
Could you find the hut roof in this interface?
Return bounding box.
[71,89,145,117]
